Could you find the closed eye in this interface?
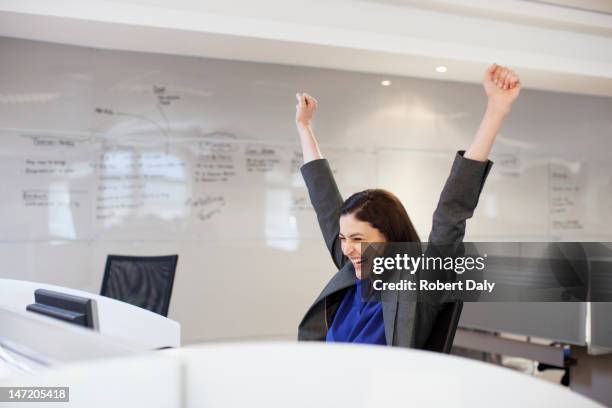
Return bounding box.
[338,235,364,241]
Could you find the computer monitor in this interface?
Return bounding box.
[26,289,96,329]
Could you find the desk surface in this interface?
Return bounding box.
[1,341,600,407]
[171,342,600,408]
[0,279,180,349]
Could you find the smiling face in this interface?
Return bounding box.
[339,212,387,279]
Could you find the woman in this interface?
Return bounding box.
[295,64,521,348]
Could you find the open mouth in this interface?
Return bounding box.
[350,257,367,266]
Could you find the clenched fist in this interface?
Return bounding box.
[483,63,521,113]
[295,92,318,128]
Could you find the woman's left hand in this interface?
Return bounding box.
[483,64,521,114]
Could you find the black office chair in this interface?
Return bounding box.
[100,255,178,317]
[423,301,463,353]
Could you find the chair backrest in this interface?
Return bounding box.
[100,255,178,317]
[423,301,463,353]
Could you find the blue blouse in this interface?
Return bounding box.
[326,279,387,345]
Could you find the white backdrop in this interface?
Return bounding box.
[1,37,611,343]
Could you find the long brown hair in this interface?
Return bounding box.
[340,189,421,243]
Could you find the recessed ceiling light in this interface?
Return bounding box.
[436,66,447,73]
[381,80,392,86]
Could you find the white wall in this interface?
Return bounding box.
[0,37,611,344]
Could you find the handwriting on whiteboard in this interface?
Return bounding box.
[550,165,583,231]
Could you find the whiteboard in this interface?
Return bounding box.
[377,150,553,240]
[0,130,377,242]
[1,37,612,343]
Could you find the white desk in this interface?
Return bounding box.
[0,351,182,408]
[173,342,600,408]
[0,279,180,349]
[1,342,600,407]
[0,306,135,370]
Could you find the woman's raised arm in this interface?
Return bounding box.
[295,92,346,269]
[464,64,521,161]
[429,64,521,248]
[295,93,323,163]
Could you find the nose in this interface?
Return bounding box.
[343,241,358,257]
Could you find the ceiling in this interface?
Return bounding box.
[0,0,611,97]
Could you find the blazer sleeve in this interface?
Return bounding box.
[428,151,493,247]
[301,158,346,269]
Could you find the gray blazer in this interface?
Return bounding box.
[297,151,493,348]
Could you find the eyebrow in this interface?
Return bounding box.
[339,233,364,238]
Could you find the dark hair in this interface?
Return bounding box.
[340,189,421,243]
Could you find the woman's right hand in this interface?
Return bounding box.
[295,92,317,129]
[294,92,323,163]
